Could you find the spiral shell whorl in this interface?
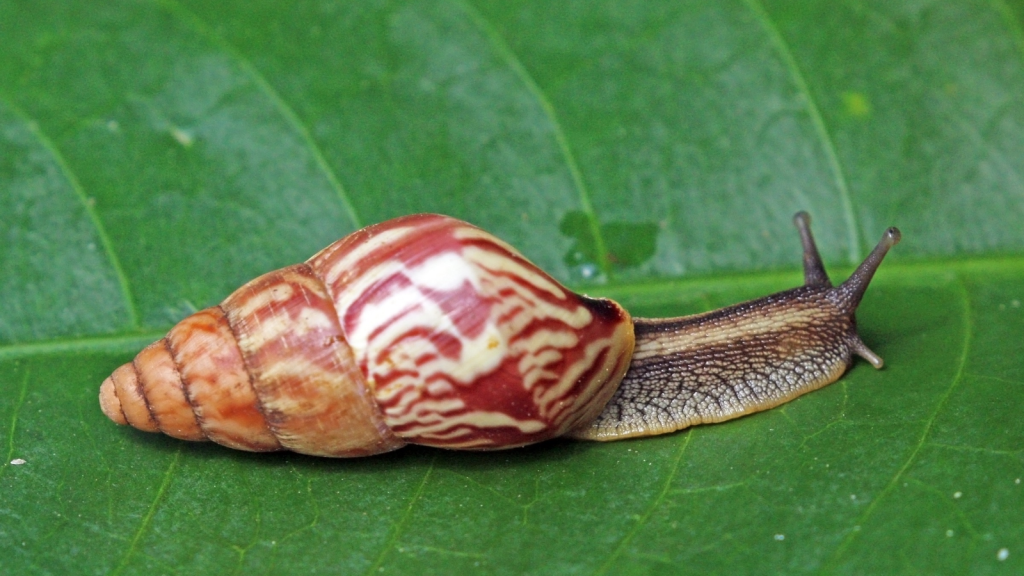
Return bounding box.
[99,308,288,452]
[309,214,634,449]
[100,283,403,456]
[219,263,402,456]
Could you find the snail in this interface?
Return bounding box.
[99,212,900,457]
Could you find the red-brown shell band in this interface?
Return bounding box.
[309,214,635,450]
[136,339,205,441]
[221,263,404,457]
[166,307,282,451]
[99,343,204,440]
[98,309,286,452]
[101,363,156,432]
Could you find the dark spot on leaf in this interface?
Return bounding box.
[559,210,659,272]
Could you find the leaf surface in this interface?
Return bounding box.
[1,1,1022,574]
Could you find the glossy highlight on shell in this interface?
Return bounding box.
[99,214,634,456]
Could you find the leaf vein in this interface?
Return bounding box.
[454,0,611,276]
[111,448,182,576]
[0,371,30,480]
[364,457,435,575]
[824,274,973,569]
[0,96,140,329]
[990,0,1024,66]
[1,254,1022,361]
[594,431,693,575]
[0,331,168,362]
[928,442,1024,457]
[903,477,981,539]
[155,0,363,228]
[742,0,862,262]
[964,373,1024,387]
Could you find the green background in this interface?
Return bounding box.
[2,1,1022,574]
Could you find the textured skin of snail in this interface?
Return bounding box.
[99,212,899,457]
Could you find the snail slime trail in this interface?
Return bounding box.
[99,212,900,457]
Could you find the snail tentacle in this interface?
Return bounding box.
[569,215,900,441]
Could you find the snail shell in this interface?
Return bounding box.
[99,212,900,457]
[99,214,633,456]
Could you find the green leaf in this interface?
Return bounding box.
[2,1,1022,574]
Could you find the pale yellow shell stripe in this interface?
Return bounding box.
[533,334,617,420]
[555,321,635,433]
[372,270,588,438]
[392,409,548,438]
[454,229,568,299]
[319,224,421,289]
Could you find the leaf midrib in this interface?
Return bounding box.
[1,254,1020,362]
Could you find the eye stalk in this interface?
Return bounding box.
[571,212,900,440]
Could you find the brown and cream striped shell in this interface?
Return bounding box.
[99,214,634,457]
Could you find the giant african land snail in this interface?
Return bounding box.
[99,212,900,457]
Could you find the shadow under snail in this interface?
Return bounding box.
[99,212,900,457]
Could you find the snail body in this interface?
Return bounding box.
[99,212,900,457]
